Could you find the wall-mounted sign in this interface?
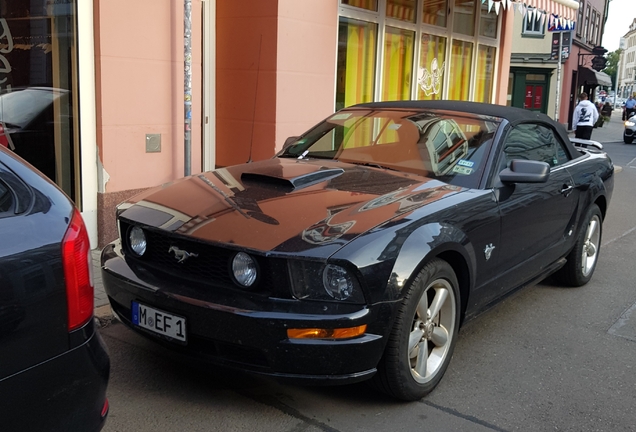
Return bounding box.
[550,31,572,63]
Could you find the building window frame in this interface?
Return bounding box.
[521,8,545,37]
[337,0,501,109]
[576,0,584,37]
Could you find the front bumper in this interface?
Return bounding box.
[102,242,397,385]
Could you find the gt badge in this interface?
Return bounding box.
[168,245,198,263]
[484,244,495,261]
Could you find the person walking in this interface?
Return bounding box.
[572,92,598,140]
[625,95,636,120]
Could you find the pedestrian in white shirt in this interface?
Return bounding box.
[572,92,598,140]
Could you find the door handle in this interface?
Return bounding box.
[561,184,574,197]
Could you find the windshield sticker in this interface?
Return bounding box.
[330,113,352,121]
[452,165,473,175]
[457,159,475,168]
[388,124,402,130]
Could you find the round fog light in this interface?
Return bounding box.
[232,252,257,287]
[129,226,147,256]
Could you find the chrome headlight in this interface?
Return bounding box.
[128,226,147,256]
[323,264,355,300]
[625,121,635,127]
[288,261,364,303]
[232,252,258,287]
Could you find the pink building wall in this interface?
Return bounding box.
[94,0,203,245]
[216,0,338,167]
[275,0,339,148]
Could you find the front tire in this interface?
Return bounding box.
[624,135,633,144]
[557,204,603,287]
[372,259,460,401]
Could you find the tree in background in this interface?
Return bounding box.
[603,49,621,88]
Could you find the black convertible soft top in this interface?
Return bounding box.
[350,100,580,160]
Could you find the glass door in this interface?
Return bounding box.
[0,0,79,203]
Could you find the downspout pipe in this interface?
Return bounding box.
[184,0,192,176]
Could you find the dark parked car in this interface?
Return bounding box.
[0,147,110,429]
[102,101,613,401]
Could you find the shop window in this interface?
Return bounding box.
[448,40,473,101]
[479,3,498,38]
[387,0,417,23]
[337,0,500,108]
[382,27,415,101]
[422,0,448,27]
[336,17,377,110]
[453,0,476,36]
[0,1,79,204]
[522,8,544,36]
[475,45,495,103]
[417,33,446,100]
[342,0,379,11]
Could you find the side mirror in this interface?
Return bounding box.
[499,159,550,184]
[283,136,300,150]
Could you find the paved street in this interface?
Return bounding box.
[96,113,636,432]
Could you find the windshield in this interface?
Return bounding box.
[280,109,501,189]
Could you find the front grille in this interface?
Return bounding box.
[120,220,289,296]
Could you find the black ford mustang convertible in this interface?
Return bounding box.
[102,101,613,401]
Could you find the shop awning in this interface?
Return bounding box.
[483,0,578,26]
[579,67,612,87]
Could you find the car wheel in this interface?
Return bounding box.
[372,259,460,401]
[558,204,603,287]
[624,136,634,144]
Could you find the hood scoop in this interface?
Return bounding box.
[241,168,345,190]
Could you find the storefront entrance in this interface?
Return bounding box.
[0,0,79,204]
[509,69,550,114]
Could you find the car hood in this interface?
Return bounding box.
[118,158,463,256]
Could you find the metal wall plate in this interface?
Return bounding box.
[146,134,161,153]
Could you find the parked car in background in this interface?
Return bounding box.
[0,87,70,182]
[102,101,613,401]
[624,111,636,143]
[0,146,110,430]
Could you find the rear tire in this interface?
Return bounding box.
[557,204,602,287]
[372,259,460,401]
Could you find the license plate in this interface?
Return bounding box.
[132,302,187,343]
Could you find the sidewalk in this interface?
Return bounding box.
[92,108,627,318]
[92,249,111,318]
[572,107,625,144]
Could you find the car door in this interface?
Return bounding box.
[0,162,69,381]
[492,122,578,291]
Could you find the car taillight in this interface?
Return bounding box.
[0,123,14,150]
[62,208,94,331]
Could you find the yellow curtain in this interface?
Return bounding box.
[387,0,417,22]
[422,0,448,26]
[337,18,377,109]
[475,45,495,103]
[382,27,415,101]
[448,40,472,101]
[418,34,446,100]
[342,0,378,11]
